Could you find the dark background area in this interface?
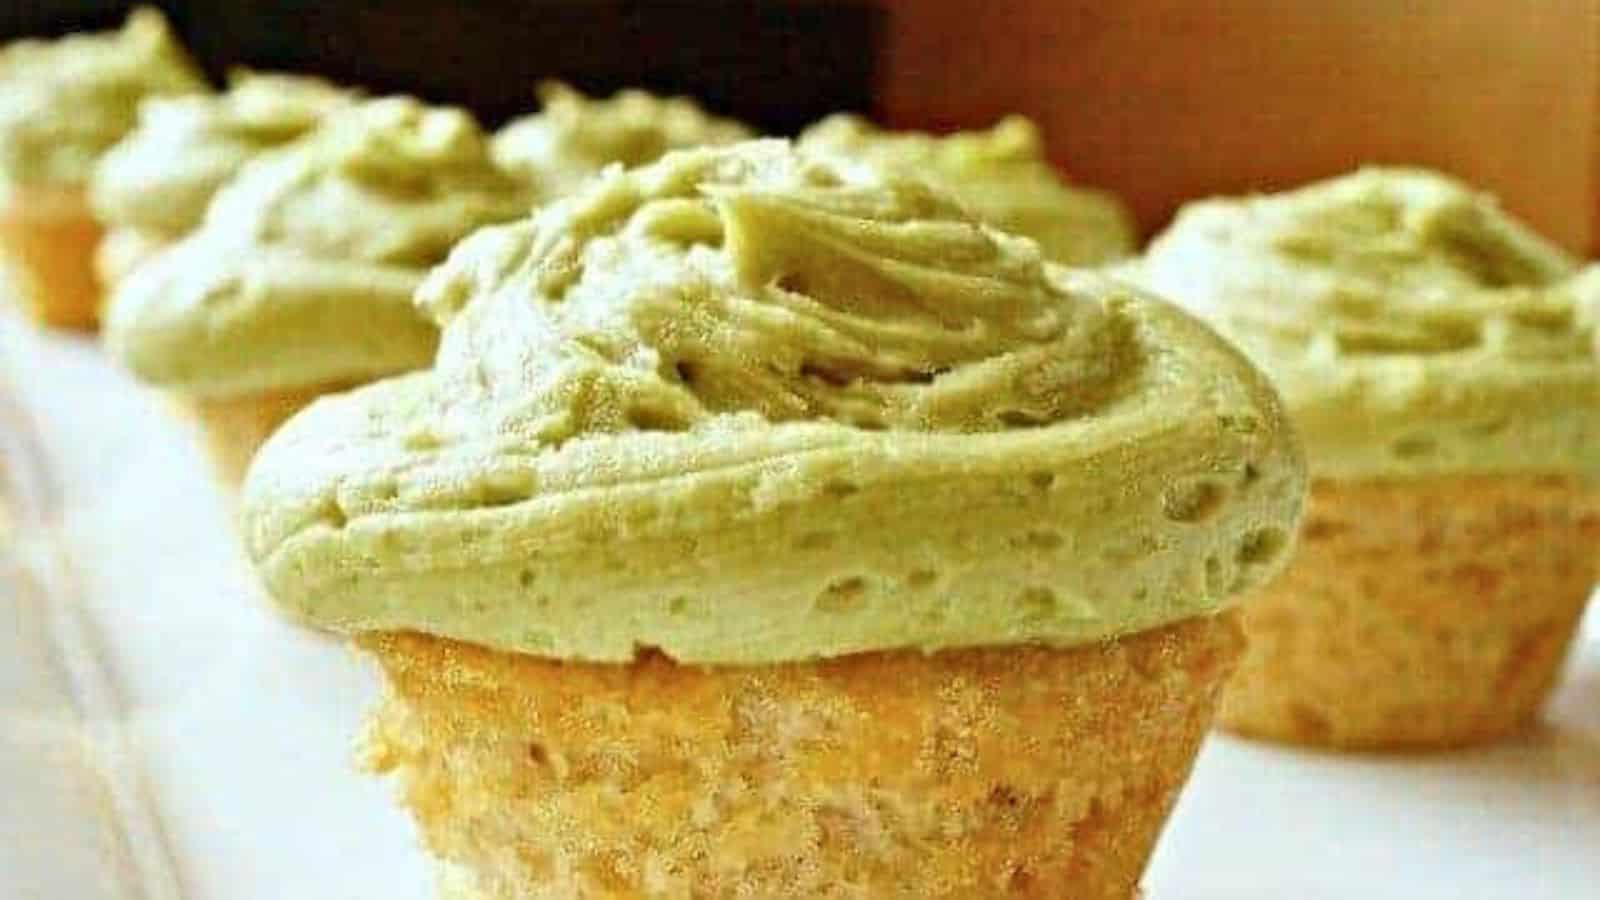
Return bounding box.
[9,1,1593,251]
[0,0,882,132]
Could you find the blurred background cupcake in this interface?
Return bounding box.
[1138,168,1600,749]
[491,80,754,201]
[102,96,529,487]
[89,69,354,287]
[799,114,1135,267]
[0,6,204,329]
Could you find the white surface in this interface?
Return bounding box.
[2,319,1598,899]
[2,319,431,900]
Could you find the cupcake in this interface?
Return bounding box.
[0,7,205,329]
[102,97,530,487]
[490,81,753,200]
[799,114,1136,267]
[241,142,1305,898]
[89,71,354,286]
[1139,168,1600,749]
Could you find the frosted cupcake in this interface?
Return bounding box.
[799,114,1136,267]
[103,97,530,487]
[491,81,753,200]
[1140,168,1600,749]
[89,71,354,286]
[241,142,1304,898]
[0,7,205,329]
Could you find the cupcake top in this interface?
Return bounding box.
[491,81,754,200]
[241,140,1304,664]
[798,114,1135,267]
[1139,168,1599,479]
[104,96,531,397]
[0,8,206,195]
[90,71,355,236]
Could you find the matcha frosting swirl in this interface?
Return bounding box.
[0,8,205,193]
[243,141,1304,663]
[1139,168,1598,479]
[491,81,754,201]
[799,115,1135,267]
[90,71,355,236]
[104,96,531,397]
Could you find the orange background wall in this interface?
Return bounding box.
[877,0,1600,253]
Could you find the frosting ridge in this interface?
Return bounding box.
[798,114,1135,266]
[490,81,753,201]
[420,143,1140,438]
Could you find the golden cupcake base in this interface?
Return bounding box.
[359,612,1244,900]
[1222,473,1599,750]
[172,382,349,489]
[0,188,105,330]
[94,225,173,289]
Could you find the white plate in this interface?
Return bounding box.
[3,320,1597,900]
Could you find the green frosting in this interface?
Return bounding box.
[1139,167,1598,480]
[103,97,531,397]
[490,81,753,200]
[90,71,354,236]
[0,8,205,193]
[799,115,1135,267]
[241,141,1305,663]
